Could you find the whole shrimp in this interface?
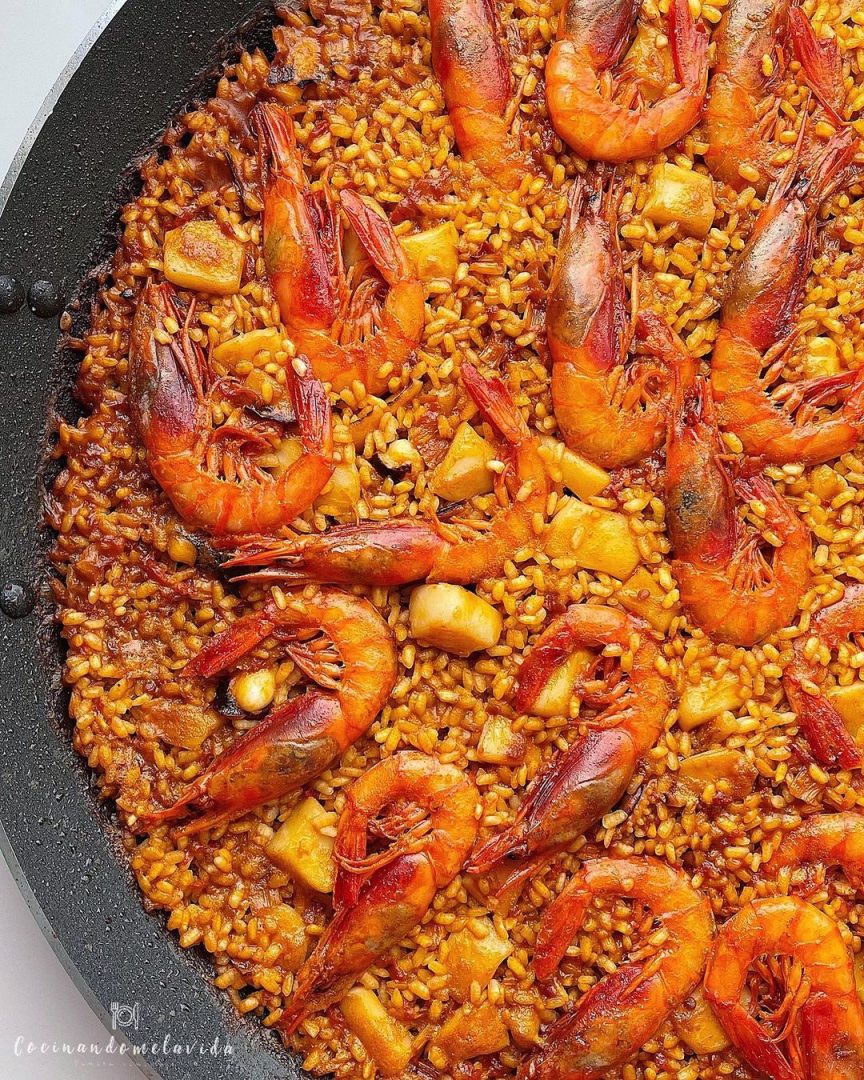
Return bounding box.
[767,812,864,891]
[782,585,864,770]
[522,857,713,1080]
[225,362,549,586]
[428,0,528,188]
[711,130,864,465]
[129,282,333,536]
[137,588,397,834]
[704,895,864,1080]
[254,103,424,394]
[548,177,696,468]
[280,750,478,1030]
[466,606,672,877]
[545,0,708,163]
[663,366,810,647]
[705,0,844,194]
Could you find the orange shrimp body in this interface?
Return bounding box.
[281,751,478,1029]
[545,0,708,163]
[782,586,864,770]
[665,373,810,646]
[256,103,424,394]
[128,283,333,535]
[522,858,713,1080]
[711,132,864,465]
[705,0,791,194]
[705,0,844,194]
[704,896,864,1080]
[548,180,696,468]
[225,362,549,586]
[428,0,527,188]
[466,607,671,875]
[137,588,397,834]
[767,813,864,891]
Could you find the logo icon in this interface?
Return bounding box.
[110,1002,140,1032]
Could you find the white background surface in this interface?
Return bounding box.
[1,3,143,1077]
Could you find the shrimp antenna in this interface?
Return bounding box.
[599,167,623,223]
[624,262,640,358]
[559,175,587,248]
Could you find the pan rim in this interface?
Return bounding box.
[0,817,164,1079]
[0,0,126,218]
[0,6,155,1074]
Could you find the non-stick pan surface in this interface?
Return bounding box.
[0,2,302,1076]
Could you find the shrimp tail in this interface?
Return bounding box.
[135,777,212,830]
[339,189,412,286]
[280,943,349,1033]
[807,126,858,202]
[669,0,709,88]
[789,8,844,126]
[513,605,629,711]
[783,667,863,770]
[290,360,334,459]
[185,609,276,678]
[253,101,303,183]
[533,886,591,979]
[514,627,584,710]
[461,362,530,445]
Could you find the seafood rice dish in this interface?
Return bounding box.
[47,0,864,1075]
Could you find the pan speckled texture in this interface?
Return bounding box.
[0,1,301,1076]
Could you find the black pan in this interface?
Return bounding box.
[0,2,303,1077]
